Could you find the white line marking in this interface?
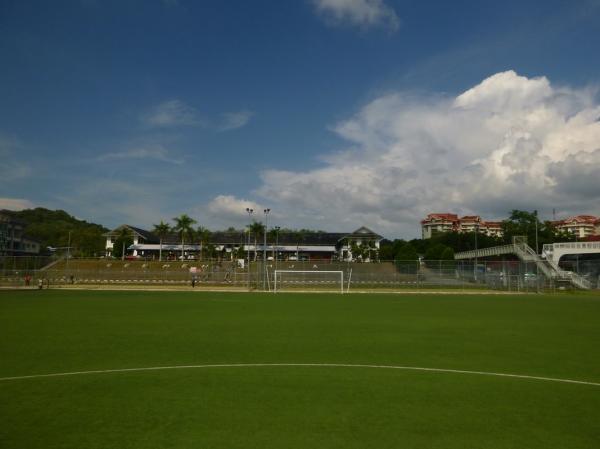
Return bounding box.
[0,363,599,386]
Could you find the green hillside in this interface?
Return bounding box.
[4,208,108,257]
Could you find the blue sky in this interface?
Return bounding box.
[1,0,600,238]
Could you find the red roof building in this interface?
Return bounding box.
[421,213,504,239]
[421,213,460,239]
[552,215,600,239]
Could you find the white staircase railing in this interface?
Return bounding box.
[455,243,592,290]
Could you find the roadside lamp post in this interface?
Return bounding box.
[245,208,253,290]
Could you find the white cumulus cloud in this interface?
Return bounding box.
[312,0,400,32]
[208,195,265,220]
[223,70,600,237]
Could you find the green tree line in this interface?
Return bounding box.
[379,210,578,261]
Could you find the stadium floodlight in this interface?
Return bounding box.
[273,270,344,294]
[474,223,479,282]
[274,226,280,272]
[246,208,253,290]
[263,208,270,290]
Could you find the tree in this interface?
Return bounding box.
[440,246,455,260]
[365,240,378,262]
[114,227,134,260]
[395,244,419,261]
[394,244,419,274]
[173,214,197,260]
[248,221,265,261]
[429,231,501,253]
[7,207,107,256]
[501,209,560,250]
[196,226,212,261]
[268,228,279,261]
[152,221,171,262]
[349,241,360,261]
[424,243,452,261]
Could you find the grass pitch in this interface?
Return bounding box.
[1,290,599,448]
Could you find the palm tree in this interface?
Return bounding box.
[196,226,212,261]
[292,229,305,260]
[152,221,171,262]
[115,226,133,261]
[268,227,279,261]
[248,221,265,261]
[173,214,197,261]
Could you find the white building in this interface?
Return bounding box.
[104,225,383,262]
[0,212,41,255]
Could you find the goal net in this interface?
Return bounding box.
[273,270,345,293]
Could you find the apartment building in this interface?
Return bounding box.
[552,215,600,239]
[421,213,503,239]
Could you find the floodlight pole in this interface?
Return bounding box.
[246,208,253,291]
[263,208,270,291]
[274,226,280,274]
[66,230,71,271]
[534,210,539,255]
[474,223,479,282]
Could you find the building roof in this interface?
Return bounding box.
[343,226,383,240]
[484,221,502,228]
[104,225,159,243]
[560,215,599,225]
[421,213,459,224]
[274,232,347,246]
[108,225,382,247]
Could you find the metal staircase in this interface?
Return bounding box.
[454,239,592,290]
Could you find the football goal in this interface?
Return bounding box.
[273,270,345,293]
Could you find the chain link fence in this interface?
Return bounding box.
[1,256,599,291]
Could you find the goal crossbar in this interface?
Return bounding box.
[273,270,344,294]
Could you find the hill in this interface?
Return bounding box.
[3,208,108,257]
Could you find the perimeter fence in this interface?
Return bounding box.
[1,256,599,292]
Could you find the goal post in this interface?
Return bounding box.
[273,270,345,294]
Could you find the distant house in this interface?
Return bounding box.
[103,225,161,258]
[103,225,383,262]
[0,211,41,256]
[337,226,383,262]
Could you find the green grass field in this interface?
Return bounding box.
[1,290,599,448]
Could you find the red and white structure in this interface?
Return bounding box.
[552,215,600,239]
[421,213,503,239]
